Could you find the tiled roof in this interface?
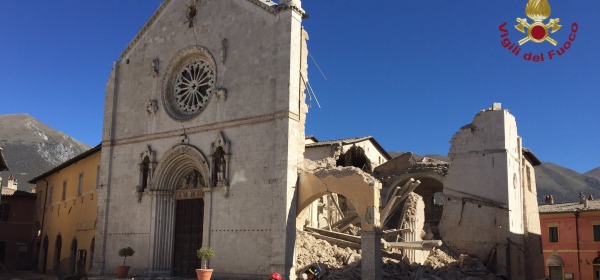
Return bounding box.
[305,136,392,160]
[305,136,373,147]
[539,200,600,213]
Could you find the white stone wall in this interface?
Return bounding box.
[439,105,540,279]
[95,0,307,278]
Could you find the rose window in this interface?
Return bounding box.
[174,60,214,114]
[164,57,215,120]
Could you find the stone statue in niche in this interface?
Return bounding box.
[210,131,230,192]
[136,145,156,203]
[214,147,225,184]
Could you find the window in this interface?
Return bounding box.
[0,203,9,221]
[77,173,84,196]
[594,225,600,242]
[49,186,54,204]
[549,226,559,243]
[62,181,67,201]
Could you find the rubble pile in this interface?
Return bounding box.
[296,231,504,280]
[296,231,360,270]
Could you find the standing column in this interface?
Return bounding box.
[361,230,382,280]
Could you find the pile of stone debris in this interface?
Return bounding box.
[295,231,505,280]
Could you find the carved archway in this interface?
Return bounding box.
[148,144,210,275]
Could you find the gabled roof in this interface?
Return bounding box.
[28,145,101,184]
[119,0,305,60]
[0,147,8,171]
[305,136,392,160]
[305,135,319,143]
[522,148,541,166]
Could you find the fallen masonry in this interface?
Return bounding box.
[294,231,506,280]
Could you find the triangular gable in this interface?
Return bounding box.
[119,0,304,60]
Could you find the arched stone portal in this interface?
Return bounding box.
[297,167,382,280]
[149,144,210,276]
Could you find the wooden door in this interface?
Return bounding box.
[173,198,204,277]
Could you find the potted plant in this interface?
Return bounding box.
[115,246,135,278]
[196,247,215,280]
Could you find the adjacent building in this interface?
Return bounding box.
[0,181,37,270]
[539,199,600,280]
[29,145,101,276]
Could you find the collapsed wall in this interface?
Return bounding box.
[437,103,544,279]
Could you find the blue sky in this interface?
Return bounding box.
[1,1,598,173]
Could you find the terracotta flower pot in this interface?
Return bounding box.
[196,268,213,280]
[115,265,131,278]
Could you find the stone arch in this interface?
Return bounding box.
[297,168,380,232]
[152,144,210,191]
[297,167,383,279]
[148,144,210,275]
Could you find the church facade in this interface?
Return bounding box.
[92,0,308,278]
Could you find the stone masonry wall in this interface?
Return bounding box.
[95,1,307,278]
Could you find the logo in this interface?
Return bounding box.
[514,0,561,46]
[498,0,578,62]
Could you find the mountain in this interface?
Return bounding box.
[535,163,600,203]
[0,114,91,191]
[586,167,600,181]
[388,151,600,204]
